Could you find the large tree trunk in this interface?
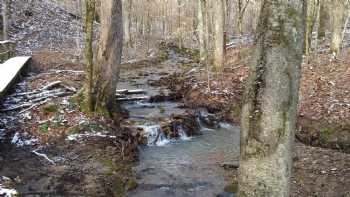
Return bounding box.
[84,0,123,125]
[197,0,208,65]
[238,0,305,196]
[330,0,346,56]
[212,0,225,71]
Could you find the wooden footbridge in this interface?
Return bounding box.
[0,56,31,100]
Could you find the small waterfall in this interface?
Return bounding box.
[141,125,170,146]
[196,117,214,131]
[178,125,192,141]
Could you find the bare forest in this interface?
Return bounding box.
[0,0,349,197]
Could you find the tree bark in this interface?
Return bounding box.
[304,0,316,55]
[213,0,225,71]
[312,0,321,52]
[83,0,123,125]
[318,0,329,40]
[237,0,250,36]
[2,0,9,40]
[84,0,95,113]
[238,0,305,196]
[198,0,209,65]
[122,0,132,47]
[330,0,346,56]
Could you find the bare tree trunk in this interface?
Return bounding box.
[318,0,329,40]
[330,0,346,56]
[177,0,183,49]
[2,0,9,40]
[304,0,316,55]
[341,2,350,50]
[213,0,225,71]
[237,0,250,36]
[84,0,123,125]
[198,0,208,64]
[313,0,321,52]
[84,0,95,113]
[122,0,131,47]
[238,0,305,196]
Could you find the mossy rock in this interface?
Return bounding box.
[297,118,350,152]
[41,103,58,115]
[125,179,138,191]
[224,182,238,193]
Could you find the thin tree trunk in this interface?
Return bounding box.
[2,0,9,40]
[84,0,96,113]
[313,0,321,52]
[304,0,316,55]
[122,0,131,47]
[330,0,346,56]
[318,0,328,40]
[341,2,350,50]
[213,0,225,71]
[198,0,208,65]
[177,0,183,49]
[238,0,305,196]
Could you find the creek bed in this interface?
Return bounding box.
[120,50,240,197]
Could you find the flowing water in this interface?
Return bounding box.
[120,50,240,197]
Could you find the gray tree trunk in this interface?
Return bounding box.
[2,0,9,40]
[83,0,123,125]
[84,0,95,113]
[213,0,225,71]
[198,0,209,65]
[330,0,346,56]
[122,0,131,47]
[238,0,305,196]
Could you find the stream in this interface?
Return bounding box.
[120,50,240,197]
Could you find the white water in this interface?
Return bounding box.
[140,122,194,147]
[140,125,170,146]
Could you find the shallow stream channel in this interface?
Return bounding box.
[119,50,240,197]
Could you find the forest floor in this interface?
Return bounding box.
[0,53,139,196]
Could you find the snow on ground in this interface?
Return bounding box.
[11,132,38,147]
[0,177,18,197]
[67,132,117,142]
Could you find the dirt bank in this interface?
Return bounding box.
[160,44,350,153]
[152,44,350,196]
[0,54,138,196]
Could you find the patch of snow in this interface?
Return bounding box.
[67,132,116,142]
[0,185,17,197]
[11,132,38,147]
[20,111,32,120]
[32,150,56,165]
[0,177,18,197]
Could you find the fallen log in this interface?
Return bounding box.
[116,89,146,95]
[40,81,62,91]
[117,96,149,102]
